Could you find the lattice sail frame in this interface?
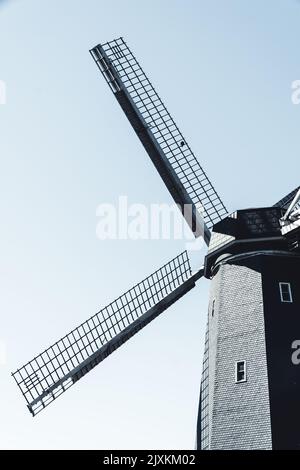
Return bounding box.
[274,186,300,211]
[90,37,227,244]
[12,252,202,416]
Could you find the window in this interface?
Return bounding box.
[235,360,246,383]
[279,282,293,303]
[211,299,215,317]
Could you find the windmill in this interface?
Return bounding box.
[12,38,300,450]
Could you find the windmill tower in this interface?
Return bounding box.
[197,191,300,450]
[12,38,300,450]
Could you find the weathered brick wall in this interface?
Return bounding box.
[208,257,272,450]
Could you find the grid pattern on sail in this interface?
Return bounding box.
[274,186,300,210]
[94,37,227,229]
[200,321,209,450]
[12,251,192,415]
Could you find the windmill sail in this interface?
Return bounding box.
[12,251,203,416]
[90,37,227,245]
[273,186,300,210]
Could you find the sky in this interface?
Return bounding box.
[0,0,300,450]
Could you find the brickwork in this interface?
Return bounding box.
[198,254,273,449]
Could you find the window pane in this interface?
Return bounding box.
[279,283,292,303]
[237,372,243,381]
[211,300,215,317]
[236,361,246,382]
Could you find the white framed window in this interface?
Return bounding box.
[279,282,293,303]
[235,360,246,383]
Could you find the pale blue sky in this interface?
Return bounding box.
[0,0,299,449]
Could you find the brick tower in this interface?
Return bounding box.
[197,206,300,450]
